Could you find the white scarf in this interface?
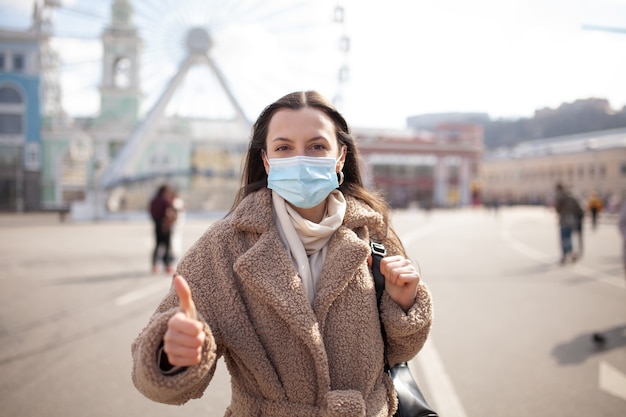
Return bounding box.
[272,190,347,305]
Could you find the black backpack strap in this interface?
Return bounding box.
[370,241,387,305]
[370,241,390,370]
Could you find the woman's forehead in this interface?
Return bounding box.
[267,107,336,141]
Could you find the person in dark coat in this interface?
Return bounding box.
[554,183,584,264]
[149,184,177,274]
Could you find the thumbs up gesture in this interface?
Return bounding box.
[163,275,206,366]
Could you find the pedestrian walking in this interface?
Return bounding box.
[149,184,177,274]
[554,183,584,264]
[587,191,603,230]
[131,91,433,416]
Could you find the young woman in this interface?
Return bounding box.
[131,91,433,416]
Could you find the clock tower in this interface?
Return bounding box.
[97,0,141,127]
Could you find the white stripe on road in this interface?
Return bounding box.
[500,224,552,263]
[500,220,625,289]
[599,360,626,401]
[412,338,469,417]
[115,280,170,306]
[400,228,469,417]
[570,264,626,289]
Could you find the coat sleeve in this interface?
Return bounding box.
[131,226,225,405]
[131,305,218,404]
[379,282,433,367]
[376,229,434,367]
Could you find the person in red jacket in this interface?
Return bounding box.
[149,184,177,274]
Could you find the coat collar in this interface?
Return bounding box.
[230,188,386,236]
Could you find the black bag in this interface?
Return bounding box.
[370,241,438,417]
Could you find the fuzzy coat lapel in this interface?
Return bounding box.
[230,189,386,401]
[231,188,384,340]
[313,227,370,324]
[234,227,319,344]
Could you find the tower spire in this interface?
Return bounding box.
[111,0,134,31]
[97,0,142,128]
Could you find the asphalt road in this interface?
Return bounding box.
[0,206,624,416]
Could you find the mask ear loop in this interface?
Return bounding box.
[337,146,346,186]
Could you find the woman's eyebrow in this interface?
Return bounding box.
[306,136,330,143]
[269,136,329,143]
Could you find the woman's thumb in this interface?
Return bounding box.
[173,274,197,320]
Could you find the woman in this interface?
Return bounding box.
[131,91,433,416]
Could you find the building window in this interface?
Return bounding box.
[0,114,23,134]
[0,145,20,169]
[0,53,5,72]
[0,85,24,135]
[114,57,131,89]
[12,54,25,72]
[0,86,22,103]
[621,163,626,176]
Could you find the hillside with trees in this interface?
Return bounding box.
[482,98,626,149]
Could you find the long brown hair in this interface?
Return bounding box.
[229,91,392,228]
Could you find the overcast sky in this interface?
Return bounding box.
[1,0,626,129]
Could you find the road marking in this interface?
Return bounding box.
[570,264,626,289]
[599,360,626,401]
[115,280,170,306]
[400,227,469,417]
[500,217,625,289]
[412,338,469,417]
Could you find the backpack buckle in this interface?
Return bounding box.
[370,241,387,257]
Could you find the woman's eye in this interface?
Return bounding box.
[311,143,327,151]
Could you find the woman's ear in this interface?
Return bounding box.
[261,150,270,175]
[337,145,347,172]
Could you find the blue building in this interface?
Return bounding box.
[0,27,41,211]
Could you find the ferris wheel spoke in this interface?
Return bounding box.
[132,2,168,24]
[55,5,108,23]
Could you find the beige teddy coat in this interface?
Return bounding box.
[131,188,433,417]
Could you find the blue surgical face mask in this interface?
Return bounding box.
[266,155,340,209]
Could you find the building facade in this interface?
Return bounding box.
[354,123,484,209]
[480,127,626,208]
[0,27,42,211]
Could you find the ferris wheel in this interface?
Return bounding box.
[48,0,350,123]
[134,0,350,121]
[39,0,352,196]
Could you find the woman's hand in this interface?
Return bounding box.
[163,275,206,366]
[377,255,421,311]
